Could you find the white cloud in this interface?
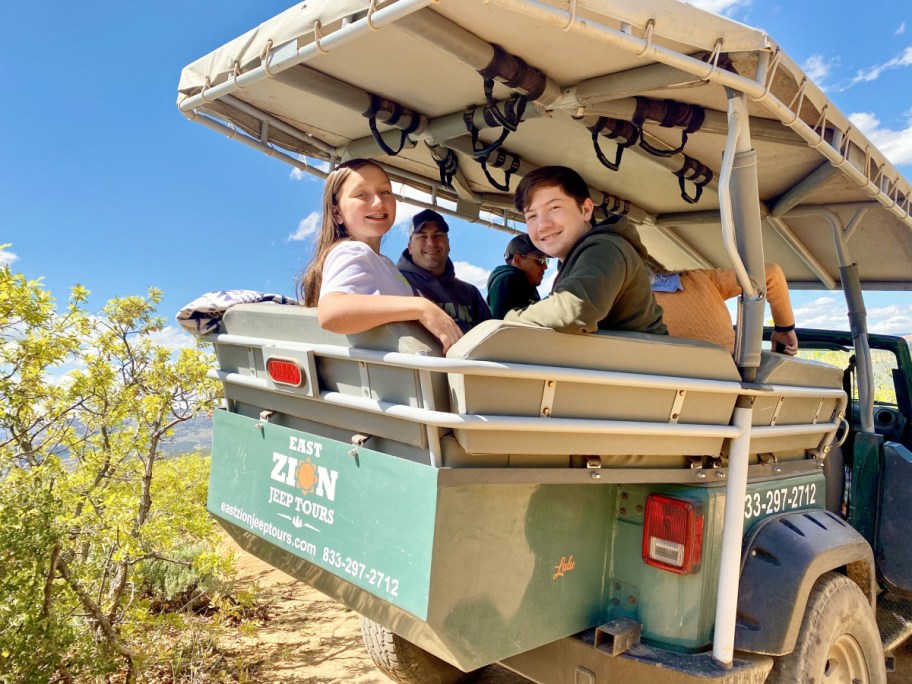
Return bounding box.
[684,0,750,16]
[850,111,880,132]
[40,325,201,388]
[288,211,321,242]
[148,325,199,352]
[866,304,912,334]
[791,297,912,335]
[453,261,491,291]
[45,370,78,388]
[802,54,837,87]
[0,250,19,267]
[848,46,912,86]
[289,157,329,181]
[897,21,907,36]
[793,296,849,330]
[848,112,912,166]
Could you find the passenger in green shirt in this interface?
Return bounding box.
[506,165,667,336]
[486,233,548,318]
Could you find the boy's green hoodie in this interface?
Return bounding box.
[505,217,667,335]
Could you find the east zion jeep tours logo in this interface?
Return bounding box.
[268,435,339,528]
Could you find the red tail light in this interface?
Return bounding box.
[266,357,304,387]
[642,494,704,575]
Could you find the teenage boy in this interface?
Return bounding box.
[397,209,492,333]
[486,233,549,318]
[506,166,666,335]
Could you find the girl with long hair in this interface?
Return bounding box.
[297,159,463,352]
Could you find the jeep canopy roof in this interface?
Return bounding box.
[177,0,912,291]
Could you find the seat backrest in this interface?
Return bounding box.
[755,351,844,389]
[445,320,741,461]
[220,302,441,353]
[215,303,448,458]
[746,351,845,458]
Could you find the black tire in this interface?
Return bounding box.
[766,572,885,683]
[360,616,485,684]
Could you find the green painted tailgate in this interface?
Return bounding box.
[208,409,616,670]
[208,409,438,618]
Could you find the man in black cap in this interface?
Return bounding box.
[397,209,492,333]
[485,233,549,318]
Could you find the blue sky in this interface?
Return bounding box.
[2,0,911,348]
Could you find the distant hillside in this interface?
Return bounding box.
[163,413,213,456]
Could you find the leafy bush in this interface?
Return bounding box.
[0,245,248,683]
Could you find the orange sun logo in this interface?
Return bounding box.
[296,460,317,495]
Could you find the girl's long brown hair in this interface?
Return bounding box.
[297,159,388,306]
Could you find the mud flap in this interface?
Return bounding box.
[876,442,912,589]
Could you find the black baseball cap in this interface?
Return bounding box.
[408,209,449,237]
[504,233,546,261]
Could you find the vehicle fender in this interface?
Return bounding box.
[734,509,875,656]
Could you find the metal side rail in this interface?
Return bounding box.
[209,368,843,443]
[204,332,848,401]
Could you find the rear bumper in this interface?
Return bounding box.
[500,629,772,684]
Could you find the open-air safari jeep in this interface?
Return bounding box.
[177,1,912,682]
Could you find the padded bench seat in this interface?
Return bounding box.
[746,351,845,457]
[445,320,742,460]
[211,306,845,469]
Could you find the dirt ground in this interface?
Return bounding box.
[222,538,528,683]
[224,538,912,683]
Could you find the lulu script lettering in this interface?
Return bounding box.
[552,555,576,580]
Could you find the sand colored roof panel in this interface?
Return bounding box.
[176,0,912,289]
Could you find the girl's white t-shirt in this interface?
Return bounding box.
[319,240,414,300]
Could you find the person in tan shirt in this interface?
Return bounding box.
[647,257,798,355]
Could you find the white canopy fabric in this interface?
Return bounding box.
[177,0,912,290]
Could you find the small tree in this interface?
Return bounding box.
[0,246,227,682]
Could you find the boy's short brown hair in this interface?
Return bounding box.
[513,166,592,216]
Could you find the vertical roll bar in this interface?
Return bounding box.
[721,88,767,376]
[712,88,764,667]
[712,404,753,665]
[786,207,875,433]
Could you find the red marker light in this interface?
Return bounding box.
[266,358,304,387]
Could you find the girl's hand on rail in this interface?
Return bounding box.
[418,298,463,353]
[771,329,798,356]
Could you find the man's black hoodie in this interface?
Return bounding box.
[397,251,492,333]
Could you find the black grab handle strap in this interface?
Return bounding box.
[589,117,639,171]
[367,96,420,157]
[675,156,713,204]
[480,149,521,192]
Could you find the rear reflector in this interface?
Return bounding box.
[266,357,304,387]
[642,494,703,575]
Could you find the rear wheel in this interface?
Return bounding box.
[766,572,885,683]
[360,616,485,684]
